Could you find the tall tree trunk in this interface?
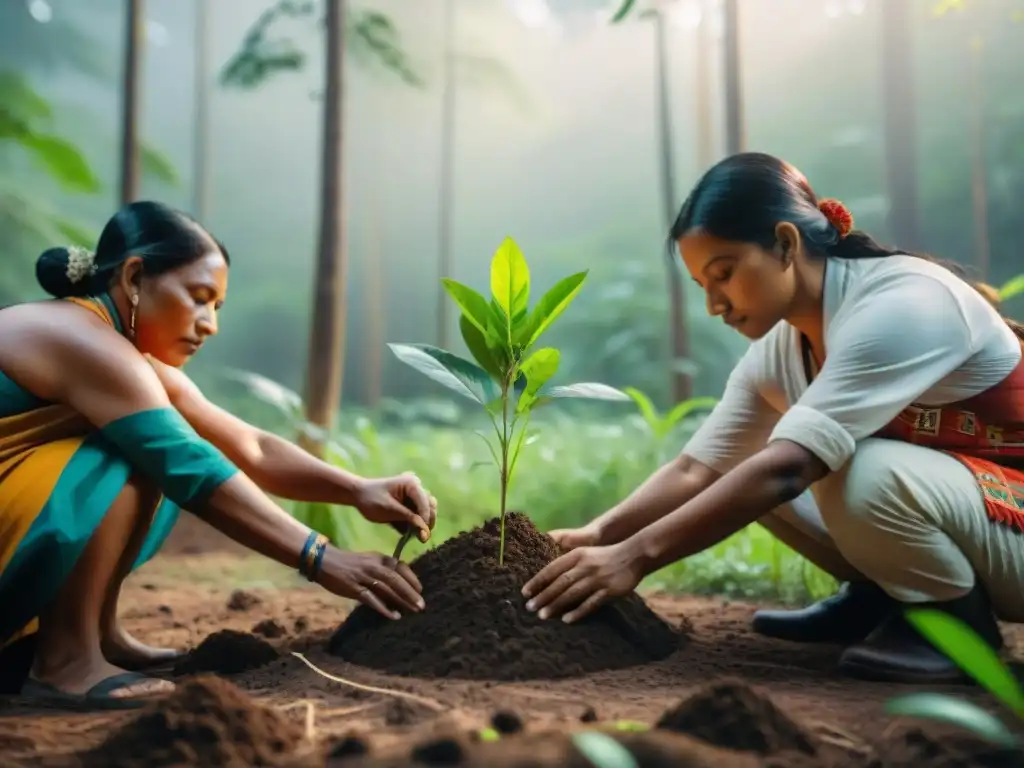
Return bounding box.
[120,0,143,205]
[436,0,457,349]
[968,34,989,281]
[693,0,715,168]
[721,0,744,156]
[303,0,349,452]
[653,5,690,403]
[364,159,384,408]
[192,0,210,220]
[880,0,919,249]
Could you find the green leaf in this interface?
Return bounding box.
[905,608,1024,717]
[18,133,101,193]
[460,314,503,380]
[517,347,560,413]
[663,397,719,427]
[612,720,649,732]
[520,271,588,348]
[477,727,501,742]
[610,0,638,23]
[547,383,630,401]
[885,693,1018,747]
[443,279,492,333]
[141,141,180,185]
[486,298,512,351]
[623,386,660,428]
[571,732,638,768]
[490,236,530,325]
[998,274,1024,302]
[389,343,498,404]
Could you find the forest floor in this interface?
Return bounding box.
[0,517,1021,767]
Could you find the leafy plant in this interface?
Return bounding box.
[884,608,1024,747]
[388,236,629,565]
[624,387,717,442]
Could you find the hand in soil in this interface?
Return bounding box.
[548,524,602,551]
[101,623,183,670]
[354,472,437,542]
[318,548,426,620]
[522,542,645,623]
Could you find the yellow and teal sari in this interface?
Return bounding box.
[0,294,238,681]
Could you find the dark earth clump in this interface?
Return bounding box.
[878,727,1024,768]
[490,710,524,734]
[656,679,818,757]
[410,736,466,765]
[328,512,685,680]
[227,589,262,611]
[173,629,279,676]
[328,735,370,759]
[252,618,288,638]
[78,676,304,768]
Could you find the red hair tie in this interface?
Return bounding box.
[818,198,854,238]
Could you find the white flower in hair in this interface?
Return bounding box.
[65,246,97,284]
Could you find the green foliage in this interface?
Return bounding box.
[610,0,638,23]
[998,274,1024,303]
[390,236,629,564]
[624,387,717,442]
[571,732,638,768]
[883,608,1023,747]
[220,1,422,90]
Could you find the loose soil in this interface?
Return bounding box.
[329,513,685,680]
[0,548,1020,767]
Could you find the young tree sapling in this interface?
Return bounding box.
[389,236,629,565]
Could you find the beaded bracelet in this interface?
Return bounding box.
[299,530,330,582]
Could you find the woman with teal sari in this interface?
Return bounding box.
[0,201,437,709]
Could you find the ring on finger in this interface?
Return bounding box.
[370,580,380,589]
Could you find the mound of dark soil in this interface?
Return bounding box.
[328,512,684,680]
[173,630,279,676]
[78,676,304,767]
[656,679,818,757]
[879,726,1024,767]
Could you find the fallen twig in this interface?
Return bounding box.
[291,652,446,712]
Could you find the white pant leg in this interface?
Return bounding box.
[758,491,865,583]
[810,437,1024,622]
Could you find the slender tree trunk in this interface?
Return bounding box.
[653,6,690,403]
[192,0,210,220]
[722,0,743,156]
[880,0,919,249]
[693,0,715,168]
[120,0,143,205]
[365,163,384,408]
[436,0,457,349]
[968,34,989,281]
[303,0,349,452]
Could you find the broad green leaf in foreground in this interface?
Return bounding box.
[459,314,503,380]
[906,608,1024,717]
[885,693,1018,747]
[571,731,639,768]
[18,133,101,193]
[389,343,498,404]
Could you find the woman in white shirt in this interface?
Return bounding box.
[521,152,1024,684]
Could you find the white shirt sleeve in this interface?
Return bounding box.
[768,272,978,471]
[683,346,780,473]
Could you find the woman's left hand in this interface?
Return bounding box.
[521,542,646,624]
[353,473,437,542]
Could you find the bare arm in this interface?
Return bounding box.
[630,440,829,573]
[147,357,366,504]
[589,454,720,546]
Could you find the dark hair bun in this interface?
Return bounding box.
[36,246,94,298]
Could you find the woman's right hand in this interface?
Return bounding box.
[548,522,603,551]
[317,548,425,620]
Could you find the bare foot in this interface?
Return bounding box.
[101,623,183,671]
[32,655,174,700]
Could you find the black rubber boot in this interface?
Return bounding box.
[751,581,895,644]
[838,583,1004,684]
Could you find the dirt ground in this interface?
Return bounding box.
[0,519,1022,767]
